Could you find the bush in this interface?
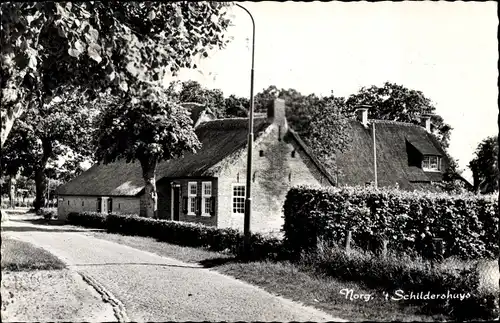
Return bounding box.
[68,212,286,260]
[67,212,107,229]
[37,208,57,220]
[283,186,498,260]
[301,241,498,321]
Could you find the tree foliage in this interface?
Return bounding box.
[95,86,201,218]
[167,80,227,118]
[300,96,351,176]
[224,94,249,118]
[1,90,97,209]
[1,1,232,147]
[469,135,498,194]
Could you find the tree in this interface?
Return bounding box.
[469,135,498,194]
[299,96,351,180]
[167,80,227,118]
[346,82,452,148]
[224,94,249,118]
[1,90,97,210]
[254,85,281,113]
[1,2,232,147]
[1,119,38,208]
[95,86,201,218]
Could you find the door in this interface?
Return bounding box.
[172,186,180,221]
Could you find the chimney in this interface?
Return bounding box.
[421,114,432,132]
[267,98,288,140]
[355,105,370,128]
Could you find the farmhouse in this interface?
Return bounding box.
[56,99,335,233]
[56,99,459,232]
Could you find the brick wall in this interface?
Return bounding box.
[157,178,218,226]
[217,123,330,233]
[113,197,140,215]
[57,195,139,220]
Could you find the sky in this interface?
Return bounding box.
[168,1,498,183]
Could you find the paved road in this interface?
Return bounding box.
[2,219,345,322]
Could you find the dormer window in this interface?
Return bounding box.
[422,155,441,172]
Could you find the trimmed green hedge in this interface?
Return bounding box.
[283,186,499,260]
[67,212,285,260]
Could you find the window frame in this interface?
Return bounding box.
[201,181,212,217]
[232,184,246,215]
[187,182,198,215]
[422,155,441,172]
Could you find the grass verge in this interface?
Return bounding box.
[1,238,66,271]
[87,231,445,322]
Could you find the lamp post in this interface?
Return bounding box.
[235,3,255,257]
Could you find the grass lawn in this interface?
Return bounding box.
[1,238,66,271]
[87,231,446,322]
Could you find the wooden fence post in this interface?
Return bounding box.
[381,239,388,258]
[431,238,445,268]
[345,230,352,252]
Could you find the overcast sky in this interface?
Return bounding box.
[169,1,498,183]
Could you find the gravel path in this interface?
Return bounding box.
[2,219,345,322]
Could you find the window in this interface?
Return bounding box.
[82,201,84,207]
[188,182,197,215]
[232,184,245,214]
[202,182,212,216]
[259,150,264,157]
[96,197,102,213]
[422,156,441,171]
[107,198,113,214]
[291,151,296,158]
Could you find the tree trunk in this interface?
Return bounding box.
[140,158,158,218]
[34,169,48,211]
[33,140,52,211]
[8,173,19,208]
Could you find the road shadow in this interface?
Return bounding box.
[71,262,202,269]
[198,257,246,268]
[23,218,68,226]
[1,224,104,233]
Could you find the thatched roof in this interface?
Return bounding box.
[182,102,206,125]
[288,129,336,186]
[335,119,450,190]
[57,117,271,196]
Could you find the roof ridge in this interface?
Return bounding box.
[202,116,267,123]
[369,119,423,128]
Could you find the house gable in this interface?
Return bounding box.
[216,120,335,232]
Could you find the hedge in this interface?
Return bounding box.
[300,243,498,321]
[283,186,499,260]
[67,212,285,260]
[37,208,57,220]
[67,210,498,320]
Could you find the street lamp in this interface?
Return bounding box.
[235,3,255,257]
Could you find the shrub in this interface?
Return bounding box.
[301,241,498,321]
[68,212,286,260]
[283,186,498,260]
[37,208,57,220]
[67,212,107,229]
